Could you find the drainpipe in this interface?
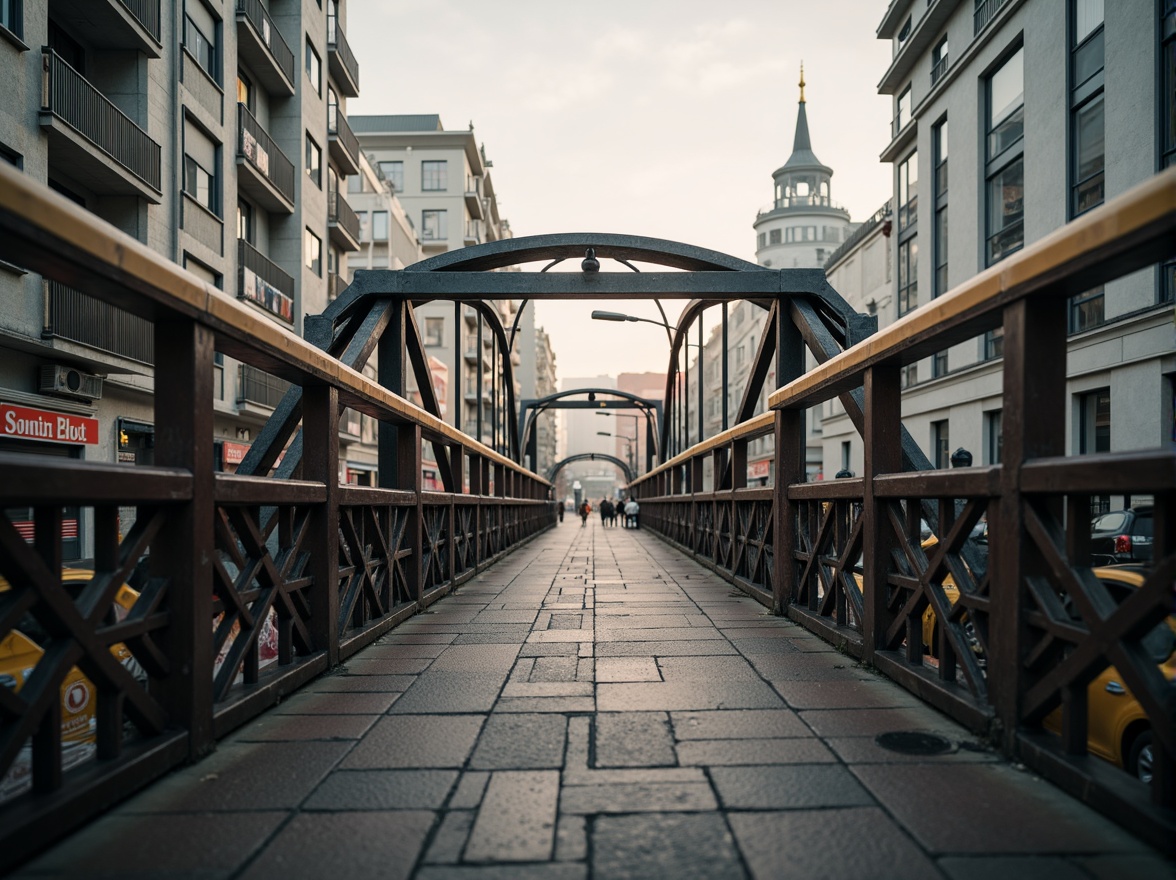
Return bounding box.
[170,0,182,263]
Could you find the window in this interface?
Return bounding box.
[379,160,403,193]
[932,349,948,378]
[902,362,919,388]
[757,232,766,249]
[184,9,217,81]
[932,420,950,468]
[1070,0,1104,216]
[371,210,388,241]
[183,155,216,213]
[897,236,917,316]
[1163,0,1176,169]
[932,120,948,297]
[769,228,781,245]
[896,85,912,133]
[841,441,851,472]
[422,160,447,191]
[424,317,444,347]
[897,16,912,45]
[422,209,447,240]
[304,227,321,275]
[48,22,84,73]
[236,199,252,243]
[305,39,321,95]
[2,0,22,39]
[898,152,917,230]
[305,133,321,187]
[1069,285,1105,333]
[1078,388,1110,453]
[986,410,1003,464]
[237,71,253,110]
[985,46,1024,264]
[931,35,949,85]
[983,326,1004,360]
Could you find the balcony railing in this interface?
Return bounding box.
[237,103,295,206]
[930,53,949,86]
[119,0,161,41]
[237,239,294,323]
[40,48,161,193]
[45,281,154,364]
[238,363,290,408]
[974,0,1009,35]
[326,13,359,97]
[757,194,847,217]
[236,0,295,88]
[328,189,360,248]
[327,103,360,174]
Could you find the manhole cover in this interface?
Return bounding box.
[875,731,953,755]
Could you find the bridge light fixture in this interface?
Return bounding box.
[590,310,632,322]
[582,248,600,273]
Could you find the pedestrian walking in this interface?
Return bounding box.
[601,498,615,527]
[623,497,640,529]
[578,500,591,527]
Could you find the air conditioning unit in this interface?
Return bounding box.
[39,365,103,401]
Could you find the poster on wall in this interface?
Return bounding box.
[240,268,293,323]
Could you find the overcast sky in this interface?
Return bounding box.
[348,0,895,379]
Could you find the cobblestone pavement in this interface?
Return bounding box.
[17,522,1173,879]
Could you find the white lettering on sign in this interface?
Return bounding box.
[0,404,99,445]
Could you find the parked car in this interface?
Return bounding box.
[1089,506,1153,565]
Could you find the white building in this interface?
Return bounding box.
[821,0,1174,503]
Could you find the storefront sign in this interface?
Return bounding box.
[221,440,251,466]
[748,459,771,480]
[1,403,99,445]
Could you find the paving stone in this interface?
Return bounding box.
[548,613,584,629]
[342,714,485,769]
[473,610,539,624]
[452,632,534,645]
[555,815,587,862]
[596,640,737,657]
[711,765,875,810]
[388,672,506,714]
[527,629,595,643]
[239,811,434,880]
[560,781,717,814]
[304,769,457,810]
[494,696,595,713]
[747,652,873,681]
[344,656,434,675]
[416,865,587,880]
[501,681,592,698]
[17,811,285,876]
[657,655,766,681]
[937,856,1092,880]
[271,691,401,715]
[677,737,836,766]
[595,614,701,630]
[730,808,942,880]
[595,657,661,682]
[448,771,490,809]
[591,813,745,880]
[799,706,972,739]
[469,714,567,769]
[305,674,416,692]
[595,712,676,767]
[423,810,475,864]
[381,633,458,645]
[597,679,784,712]
[230,712,377,742]
[465,771,559,862]
[597,626,723,642]
[853,764,1150,854]
[359,643,450,659]
[118,741,351,812]
[771,677,926,709]
[530,656,579,681]
[671,708,811,740]
[825,736,998,765]
[429,644,521,673]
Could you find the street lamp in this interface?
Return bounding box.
[597,412,639,474]
[596,431,636,476]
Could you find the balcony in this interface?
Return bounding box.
[236,103,295,213]
[50,0,162,57]
[235,0,295,96]
[326,13,359,98]
[463,221,480,246]
[328,190,361,252]
[756,194,849,218]
[327,103,360,176]
[44,281,154,364]
[39,49,162,201]
[328,272,346,302]
[930,53,949,87]
[237,239,294,324]
[238,363,290,411]
[464,176,484,219]
[974,0,1010,36]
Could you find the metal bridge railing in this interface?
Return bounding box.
[629,167,1176,853]
[0,163,554,871]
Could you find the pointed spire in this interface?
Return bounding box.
[799,61,805,104]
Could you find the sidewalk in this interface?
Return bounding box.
[16,520,1171,879]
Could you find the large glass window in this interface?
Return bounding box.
[422,160,447,191]
[932,420,950,468]
[932,119,948,297]
[1071,0,1104,216]
[1163,0,1176,169]
[371,210,388,241]
[424,317,444,347]
[305,39,321,96]
[379,160,403,193]
[896,85,912,134]
[236,199,252,243]
[236,72,253,110]
[304,227,322,275]
[183,155,216,213]
[185,12,217,80]
[1078,388,1110,453]
[931,36,949,85]
[1069,285,1105,333]
[897,236,918,316]
[422,209,447,240]
[898,152,918,230]
[305,133,321,188]
[986,409,1003,464]
[0,0,21,38]
[986,46,1024,265]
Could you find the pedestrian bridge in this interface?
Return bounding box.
[0,162,1173,873]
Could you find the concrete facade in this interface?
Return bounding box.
[821,0,1174,493]
[0,0,363,555]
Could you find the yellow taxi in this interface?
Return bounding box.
[0,569,140,802]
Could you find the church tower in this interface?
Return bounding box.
[753,65,853,269]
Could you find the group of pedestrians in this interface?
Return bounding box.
[598,497,639,529]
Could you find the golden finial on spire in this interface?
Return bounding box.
[799,61,806,103]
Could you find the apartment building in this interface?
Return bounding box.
[351,114,523,456]
[821,0,1174,499]
[515,307,558,476]
[0,0,363,557]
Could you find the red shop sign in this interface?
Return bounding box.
[221,440,251,465]
[1,403,99,445]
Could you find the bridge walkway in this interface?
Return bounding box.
[13,522,1169,879]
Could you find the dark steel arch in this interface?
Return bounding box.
[547,453,634,485]
[519,388,662,474]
